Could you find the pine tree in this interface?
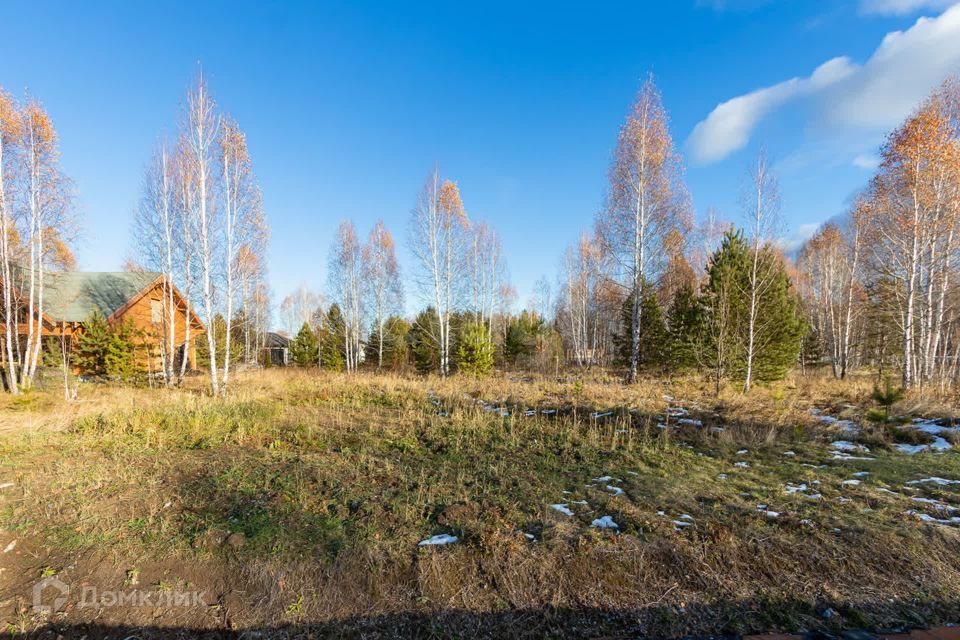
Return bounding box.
[72,311,140,379]
[504,311,542,366]
[72,311,116,377]
[107,319,142,379]
[700,229,805,388]
[747,247,806,383]
[408,307,441,374]
[289,322,319,367]
[456,321,495,377]
[318,304,346,370]
[666,283,700,370]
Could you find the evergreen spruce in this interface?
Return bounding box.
[504,311,542,366]
[408,308,441,374]
[666,283,700,370]
[318,304,346,371]
[289,322,320,367]
[456,321,495,377]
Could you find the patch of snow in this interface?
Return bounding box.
[717,473,728,480]
[734,461,749,468]
[911,418,960,436]
[541,409,556,415]
[678,418,703,426]
[831,440,869,453]
[524,533,535,540]
[852,471,870,477]
[2,540,15,553]
[591,411,613,419]
[905,510,960,525]
[591,475,614,483]
[783,451,796,457]
[550,504,574,517]
[672,520,693,528]
[842,479,861,486]
[663,395,674,402]
[736,449,749,455]
[895,437,953,454]
[785,483,809,494]
[764,510,780,518]
[910,496,956,511]
[606,485,624,497]
[419,534,458,546]
[591,515,619,529]
[831,452,875,461]
[907,477,960,486]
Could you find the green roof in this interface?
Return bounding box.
[34,271,161,323]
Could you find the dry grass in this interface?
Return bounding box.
[1,368,959,638]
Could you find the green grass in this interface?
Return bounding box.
[2,370,960,635]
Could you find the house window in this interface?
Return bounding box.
[151,299,163,324]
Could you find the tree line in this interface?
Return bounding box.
[796,78,960,391]
[4,70,958,395]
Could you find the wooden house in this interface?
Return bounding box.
[0,271,205,373]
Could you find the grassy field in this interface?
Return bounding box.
[1,369,959,638]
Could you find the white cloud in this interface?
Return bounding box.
[778,223,822,255]
[687,4,960,164]
[827,5,960,128]
[853,153,881,169]
[860,0,955,16]
[687,58,855,164]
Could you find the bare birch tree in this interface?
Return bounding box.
[133,143,179,386]
[597,74,690,383]
[741,150,783,392]
[329,220,365,372]
[184,73,222,395]
[0,89,20,393]
[408,168,469,377]
[363,220,403,370]
[218,117,265,388]
[17,101,73,386]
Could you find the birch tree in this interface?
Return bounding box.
[363,220,403,370]
[0,89,19,393]
[328,220,364,372]
[408,168,469,377]
[218,117,265,388]
[17,101,73,386]
[741,150,783,393]
[557,232,606,368]
[597,74,690,383]
[184,74,222,395]
[864,92,955,389]
[133,143,179,386]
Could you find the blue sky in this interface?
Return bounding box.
[3,0,960,325]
